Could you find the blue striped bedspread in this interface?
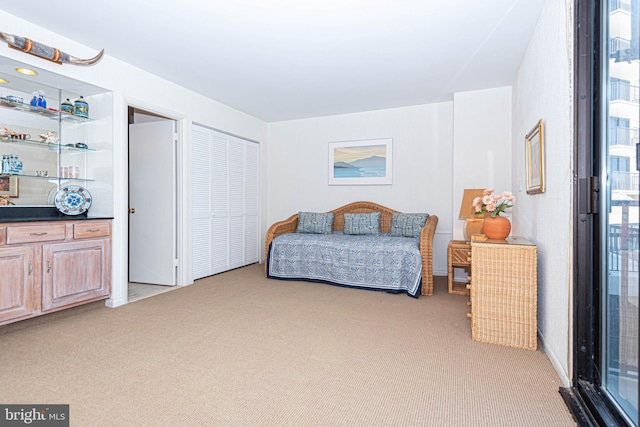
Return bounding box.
[267,231,422,297]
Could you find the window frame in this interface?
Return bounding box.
[562,0,639,425]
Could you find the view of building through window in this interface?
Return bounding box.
[604,0,639,423]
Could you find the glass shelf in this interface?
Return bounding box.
[0,97,93,123]
[0,138,95,152]
[0,174,94,182]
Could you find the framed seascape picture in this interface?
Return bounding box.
[0,175,18,197]
[525,119,545,194]
[328,138,392,185]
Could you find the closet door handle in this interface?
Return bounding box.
[28,260,33,275]
[46,259,51,273]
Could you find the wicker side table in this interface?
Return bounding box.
[447,240,471,295]
[470,239,538,350]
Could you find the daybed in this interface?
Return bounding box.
[264,201,438,297]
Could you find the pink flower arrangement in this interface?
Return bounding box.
[473,188,516,218]
[0,195,14,206]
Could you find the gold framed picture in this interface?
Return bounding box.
[525,119,545,194]
[0,175,18,197]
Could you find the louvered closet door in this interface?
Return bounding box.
[191,127,212,280]
[244,142,259,264]
[211,134,230,274]
[228,137,245,269]
[191,125,259,280]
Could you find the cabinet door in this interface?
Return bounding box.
[42,239,111,312]
[0,245,35,324]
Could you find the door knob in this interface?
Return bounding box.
[129,208,136,214]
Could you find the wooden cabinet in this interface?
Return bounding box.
[42,238,110,312]
[0,245,35,324]
[0,219,111,326]
[469,238,538,350]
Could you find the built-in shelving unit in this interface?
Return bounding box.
[0,61,111,210]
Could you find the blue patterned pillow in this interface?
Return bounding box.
[390,213,429,237]
[296,212,334,234]
[343,212,381,235]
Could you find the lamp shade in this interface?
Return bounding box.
[458,189,486,219]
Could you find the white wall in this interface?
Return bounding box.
[512,0,573,385]
[0,11,268,308]
[452,87,513,240]
[267,103,454,275]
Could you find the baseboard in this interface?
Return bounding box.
[106,297,127,308]
[538,328,570,387]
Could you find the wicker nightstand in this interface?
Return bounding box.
[469,238,538,350]
[447,240,471,295]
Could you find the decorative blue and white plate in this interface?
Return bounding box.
[54,185,92,215]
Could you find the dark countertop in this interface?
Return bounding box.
[0,216,114,223]
[0,207,113,223]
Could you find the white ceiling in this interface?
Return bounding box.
[0,1,546,122]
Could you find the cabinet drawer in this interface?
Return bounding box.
[74,221,111,239]
[7,224,66,244]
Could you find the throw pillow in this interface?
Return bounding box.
[296,212,335,234]
[390,213,429,237]
[343,212,381,235]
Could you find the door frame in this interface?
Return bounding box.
[129,116,177,286]
[561,0,639,425]
[106,95,189,306]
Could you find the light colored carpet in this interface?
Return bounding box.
[0,264,575,426]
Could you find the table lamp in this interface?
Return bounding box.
[459,189,488,241]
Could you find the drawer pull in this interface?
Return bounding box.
[86,228,101,232]
[28,260,33,275]
[467,301,472,307]
[46,259,51,273]
[466,313,472,319]
[467,257,471,262]
[466,284,471,290]
[467,276,472,281]
[29,232,48,236]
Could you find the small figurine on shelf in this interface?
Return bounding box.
[74,96,88,118]
[61,98,75,114]
[37,90,46,108]
[29,90,46,108]
[0,125,17,139]
[39,131,59,144]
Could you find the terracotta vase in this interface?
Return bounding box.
[482,215,511,240]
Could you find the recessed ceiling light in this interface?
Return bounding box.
[15,68,37,76]
[0,79,7,84]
